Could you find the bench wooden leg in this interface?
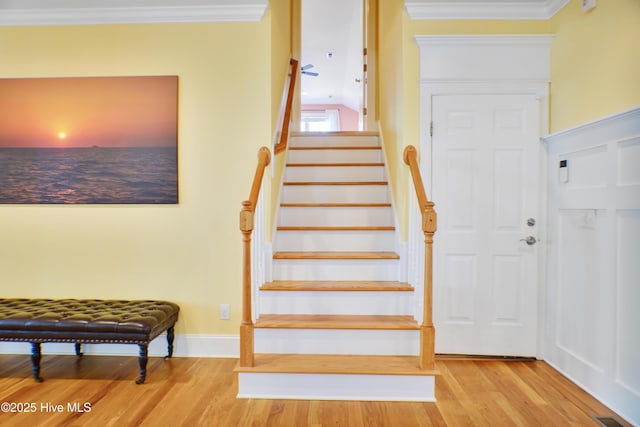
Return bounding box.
[136,344,148,384]
[165,326,175,360]
[30,342,44,382]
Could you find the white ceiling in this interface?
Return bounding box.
[301,0,363,111]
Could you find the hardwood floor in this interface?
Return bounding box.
[0,354,631,426]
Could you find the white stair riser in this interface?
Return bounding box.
[272,259,399,281]
[274,230,395,252]
[285,166,385,182]
[287,149,382,163]
[237,372,436,401]
[290,135,379,147]
[278,206,394,226]
[254,328,419,355]
[258,291,414,315]
[281,185,389,204]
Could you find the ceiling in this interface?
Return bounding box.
[301,0,363,111]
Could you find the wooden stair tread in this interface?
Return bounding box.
[255,314,419,330]
[273,251,400,260]
[261,280,414,291]
[284,181,387,186]
[288,146,381,151]
[286,163,384,167]
[280,203,392,207]
[234,354,439,376]
[291,131,379,137]
[276,226,395,231]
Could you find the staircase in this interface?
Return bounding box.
[235,131,438,401]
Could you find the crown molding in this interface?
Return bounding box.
[0,1,268,26]
[405,0,570,20]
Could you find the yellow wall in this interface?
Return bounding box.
[270,0,293,133]
[0,22,272,335]
[378,0,407,235]
[550,0,640,132]
[269,0,294,239]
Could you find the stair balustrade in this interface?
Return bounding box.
[239,146,271,367]
[403,145,437,369]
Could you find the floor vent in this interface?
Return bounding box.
[593,416,625,427]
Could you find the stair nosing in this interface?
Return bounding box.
[288,146,381,151]
[283,181,388,186]
[254,314,419,330]
[261,280,414,292]
[234,354,439,376]
[276,226,395,231]
[273,251,400,260]
[280,203,392,207]
[286,163,384,167]
[290,131,379,137]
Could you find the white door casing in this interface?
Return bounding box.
[412,35,552,357]
[432,94,540,356]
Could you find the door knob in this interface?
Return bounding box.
[520,236,537,245]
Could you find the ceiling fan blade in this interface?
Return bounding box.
[302,71,319,77]
[301,63,315,71]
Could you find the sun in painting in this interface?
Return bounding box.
[57,131,67,141]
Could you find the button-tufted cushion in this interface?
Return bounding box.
[0,299,179,344]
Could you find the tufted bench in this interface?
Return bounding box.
[0,298,179,384]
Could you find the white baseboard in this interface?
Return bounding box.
[0,334,240,358]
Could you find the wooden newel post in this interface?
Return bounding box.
[239,200,255,367]
[403,145,438,370]
[420,202,437,369]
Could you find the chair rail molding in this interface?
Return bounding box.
[405,0,569,20]
[0,0,268,26]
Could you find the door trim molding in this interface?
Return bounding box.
[412,34,551,358]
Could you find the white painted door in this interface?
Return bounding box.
[431,94,540,356]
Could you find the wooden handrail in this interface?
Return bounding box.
[248,147,272,211]
[239,146,272,367]
[403,145,437,370]
[274,58,299,155]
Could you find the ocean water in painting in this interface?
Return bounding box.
[0,147,177,204]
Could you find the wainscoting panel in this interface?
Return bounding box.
[544,107,640,426]
[616,210,640,396]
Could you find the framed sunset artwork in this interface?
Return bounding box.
[0,76,178,204]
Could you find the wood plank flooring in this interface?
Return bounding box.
[0,354,631,426]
